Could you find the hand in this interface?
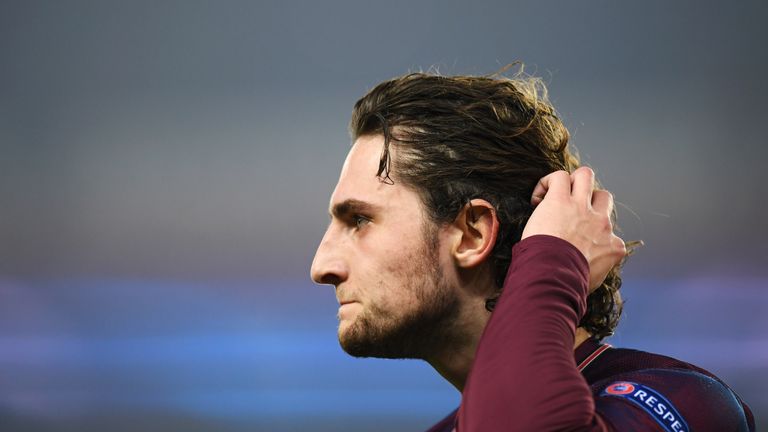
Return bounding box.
[522,167,626,291]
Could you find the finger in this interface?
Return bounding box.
[591,189,614,216]
[611,234,628,263]
[570,167,595,206]
[530,178,547,206]
[531,170,571,206]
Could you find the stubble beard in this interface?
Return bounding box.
[338,230,461,360]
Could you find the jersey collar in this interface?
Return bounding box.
[575,337,612,372]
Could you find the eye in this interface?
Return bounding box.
[352,214,371,230]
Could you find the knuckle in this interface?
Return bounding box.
[595,189,614,205]
[612,237,627,256]
[600,214,613,232]
[576,166,594,177]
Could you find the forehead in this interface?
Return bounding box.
[329,135,422,216]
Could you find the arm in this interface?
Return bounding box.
[458,235,611,431]
[458,168,624,431]
[457,170,754,432]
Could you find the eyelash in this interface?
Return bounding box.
[352,214,371,230]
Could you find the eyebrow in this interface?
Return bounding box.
[330,199,381,219]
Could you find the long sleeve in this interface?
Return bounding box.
[458,234,610,431]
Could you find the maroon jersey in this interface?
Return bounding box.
[427,235,755,432]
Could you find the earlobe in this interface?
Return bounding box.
[452,199,499,268]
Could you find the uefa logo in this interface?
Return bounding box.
[605,382,635,395]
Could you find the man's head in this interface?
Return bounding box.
[311,71,624,359]
[311,135,476,359]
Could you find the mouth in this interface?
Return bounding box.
[337,300,360,319]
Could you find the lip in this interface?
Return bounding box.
[337,301,360,319]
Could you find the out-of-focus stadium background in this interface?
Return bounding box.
[1,1,766,430]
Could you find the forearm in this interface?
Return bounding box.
[458,235,611,431]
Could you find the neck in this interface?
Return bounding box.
[427,306,593,392]
[426,296,489,392]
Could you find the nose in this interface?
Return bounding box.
[310,227,349,286]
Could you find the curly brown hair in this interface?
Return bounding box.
[349,69,624,340]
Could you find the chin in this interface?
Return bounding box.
[337,320,353,342]
[337,312,427,360]
[337,332,369,358]
[337,315,387,358]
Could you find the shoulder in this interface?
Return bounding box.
[586,348,753,432]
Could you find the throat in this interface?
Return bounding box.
[425,307,489,392]
[427,337,479,392]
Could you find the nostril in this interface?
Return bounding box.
[318,272,343,287]
[311,261,345,286]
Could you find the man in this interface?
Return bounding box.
[310,72,755,431]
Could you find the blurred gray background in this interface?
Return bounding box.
[1,1,766,431]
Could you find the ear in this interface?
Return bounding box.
[449,199,499,268]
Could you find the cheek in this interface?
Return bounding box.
[356,220,438,311]
[374,253,431,313]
